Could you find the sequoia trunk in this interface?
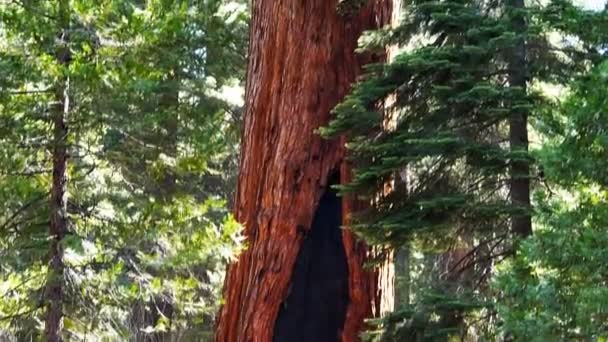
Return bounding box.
[215,1,393,341]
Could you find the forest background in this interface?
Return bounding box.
[1,0,608,341]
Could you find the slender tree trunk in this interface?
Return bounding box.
[215,1,393,341]
[507,0,532,238]
[45,1,70,340]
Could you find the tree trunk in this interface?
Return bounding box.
[45,1,70,341]
[507,0,532,238]
[215,1,393,341]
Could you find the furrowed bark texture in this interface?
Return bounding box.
[45,1,70,341]
[215,1,392,341]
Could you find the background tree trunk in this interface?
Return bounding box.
[508,0,532,238]
[215,1,393,341]
[45,1,70,340]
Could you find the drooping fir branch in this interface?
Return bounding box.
[323,0,607,339]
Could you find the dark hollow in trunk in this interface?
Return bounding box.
[274,175,348,342]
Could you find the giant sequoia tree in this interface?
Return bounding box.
[215,1,394,340]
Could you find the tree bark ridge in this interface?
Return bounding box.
[215,1,393,341]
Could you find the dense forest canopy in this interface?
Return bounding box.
[0,0,247,340]
[0,0,607,341]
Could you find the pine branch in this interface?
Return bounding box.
[0,306,43,321]
[0,273,43,298]
[0,192,49,233]
[447,234,507,276]
[5,89,54,95]
[9,0,57,21]
[0,169,52,177]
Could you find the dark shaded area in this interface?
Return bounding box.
[273,176,349,342]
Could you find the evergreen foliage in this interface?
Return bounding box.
[322,0,607,339]
[496,61,608,340]
[0,0,247,339]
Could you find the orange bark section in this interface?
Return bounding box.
[340,159,391,341]
[215,1,392,341]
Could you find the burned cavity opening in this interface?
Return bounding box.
[273,174,349,342]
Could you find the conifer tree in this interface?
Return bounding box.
[0,1,247,339]
[322,0,605,338]
[497,59,608,340]
[45,1,71,340]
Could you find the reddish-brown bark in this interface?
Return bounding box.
[339,161,395,341]
[215,1,393,341]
